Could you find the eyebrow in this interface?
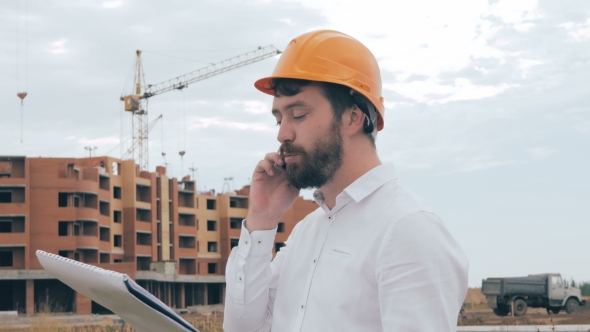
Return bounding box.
[271,101,311,116]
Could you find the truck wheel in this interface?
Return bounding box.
[565,298,580,314]
[493,306,510,316]
[513,299,527,316]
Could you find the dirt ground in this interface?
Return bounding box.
[459,288,590,326]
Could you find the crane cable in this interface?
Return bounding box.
[177,90,187,176]
[16,0,29,143]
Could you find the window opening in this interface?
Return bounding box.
[0,252,13,267]
[207,242,217,252]
[207,220,217,231]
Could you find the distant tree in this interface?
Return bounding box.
[579,281,590,296]
[571,279,577,287]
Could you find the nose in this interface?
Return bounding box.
[277,119,295,144]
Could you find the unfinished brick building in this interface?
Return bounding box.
[0,156,317,315]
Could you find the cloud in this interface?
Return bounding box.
[102,1,124,9]
[188,117,276,132]
[49,39,68,54]
[276,18,294,25]
[574,121,590,134]
[518,58,546,78]
[559,18,590,42]
[78,136,120,146]
[225,100,270,114]
[451,156,521,173]
[384,78,517,105]
[527,147,556,160]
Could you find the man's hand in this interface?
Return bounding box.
[246,152,300,232]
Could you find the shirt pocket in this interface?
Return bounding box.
[326,248,353,265]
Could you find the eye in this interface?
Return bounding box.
[276,121,282,126]
[293,114,305,120]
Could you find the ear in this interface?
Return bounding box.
[342,105,365,138]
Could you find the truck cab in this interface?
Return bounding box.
[547,274,584,314]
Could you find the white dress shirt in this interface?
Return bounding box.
[224,164,468,332]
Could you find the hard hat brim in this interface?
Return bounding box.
[255,76,384,131]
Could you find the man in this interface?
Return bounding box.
[224,30,468,331]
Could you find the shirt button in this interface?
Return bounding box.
[313,259,317,264]
[257,240,261,244]
[245,241,248,245]
[301,305,305,310]
[328,216,332,220]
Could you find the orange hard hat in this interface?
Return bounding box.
[255,30,385,131]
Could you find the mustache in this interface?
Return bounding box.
[279,142,306,156]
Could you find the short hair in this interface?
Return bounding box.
[268,78,375,145]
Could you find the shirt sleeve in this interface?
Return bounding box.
[375,211,469,331]
[223,220,293,332]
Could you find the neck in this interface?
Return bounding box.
[319,143,381,210]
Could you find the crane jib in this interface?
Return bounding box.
[141,45,281,99]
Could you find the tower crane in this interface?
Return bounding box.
[120,45,282,171]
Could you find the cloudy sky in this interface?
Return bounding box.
[1,0,589,286]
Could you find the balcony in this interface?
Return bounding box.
[0,158,25,179]
[178,213,195,227]
[78,249,99,264]
[177,181,195,192]
[76,235,99,249]
[0,217,25,233]
[178,191,195,208]
[98,189,110,202]
[136,184,151,203]
[230,196,248,208]
[99,240,111,253]
[135,245,152,257]
[177,247,197,259]
[0,204,27,215]
[99,174,109,191]
[0,233,27,246]
[55,234,77,248]
[178,258,196,275]
[179,235,196,249]
[135,220,152,233]
[0,186,25,203]
[136,208,151,223]
[229,196,248,216]
[76,207,99,221]
[136,232,152,246]
[0,246,25,270]
[177,225,196,236]
[76,179,98,193]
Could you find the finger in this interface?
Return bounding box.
[264,152,283,166]
[255,160,274,177]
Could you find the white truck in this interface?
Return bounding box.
[482,273,586,316]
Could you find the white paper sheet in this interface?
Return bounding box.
[36,250,198,332]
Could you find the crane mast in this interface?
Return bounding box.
[121,45,281,171]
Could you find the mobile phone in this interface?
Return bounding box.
[278,155,287,172]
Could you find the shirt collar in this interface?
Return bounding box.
[313,163,397,208]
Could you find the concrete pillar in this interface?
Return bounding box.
[25,280,34,315]
[76,292,92,315]
[204,284,209,305]
[222,283,226,305]
[180,283,185,309]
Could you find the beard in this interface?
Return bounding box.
[279,121,343,190]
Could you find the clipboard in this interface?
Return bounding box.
[36,250,199,332]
